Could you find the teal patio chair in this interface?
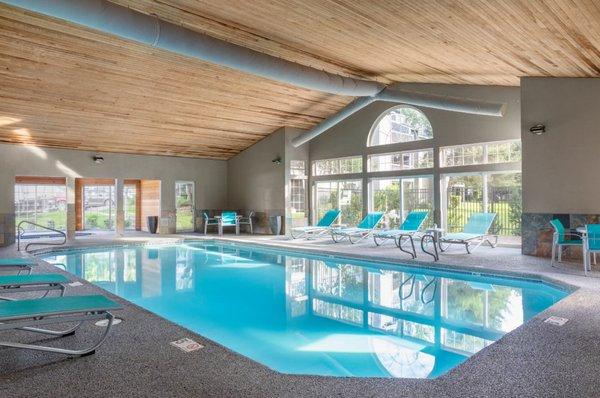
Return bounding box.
[238,211,254,234]
[550,219,582,266]
[439,212,498,254]
[218,211,240,235]
[203,212,219,235]
[290,209,341,239]
[373,211,430,258]
[582,224,600,275]
[0,295,121,356]
[331,212,385,244]
[0,273,70,300]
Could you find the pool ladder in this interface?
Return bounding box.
[17,220,67,253]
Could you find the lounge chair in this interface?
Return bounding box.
[0,295,121,356]
[331,212,385,244]
[373,210,429,246]
[290,209,341,239]
[438,212,498,254]
[0,274,70,300]
[582,224,600,276]
[0,257,37,274]
[218,211,240,235]
[550,219,582,266]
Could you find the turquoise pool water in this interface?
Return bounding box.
[39,241,568,378]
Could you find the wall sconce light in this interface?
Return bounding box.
[93,155,104,164]
[272,156,282,165]
[529,124,546,135]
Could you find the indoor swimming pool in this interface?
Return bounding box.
[39,241,569,378]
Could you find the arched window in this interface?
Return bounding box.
[368,106,433,147]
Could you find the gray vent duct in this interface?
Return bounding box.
[2,0,384,96]
[291,88,507,147]
[4,0,507,146]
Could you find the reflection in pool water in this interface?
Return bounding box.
[40,242,568,378]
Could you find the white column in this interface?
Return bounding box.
[115,179,124,236]
[482,173,489,213]
[65,177,76,241]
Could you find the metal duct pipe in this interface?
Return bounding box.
[2,0,384,96]
[291,89,506,147]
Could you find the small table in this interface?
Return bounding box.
[421,227,444,261]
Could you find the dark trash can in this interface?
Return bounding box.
[147,216,158,234]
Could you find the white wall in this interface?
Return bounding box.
[522,77,600,214]
[0,143,227,228]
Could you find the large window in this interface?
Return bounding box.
[176,181,195,232]
[368,106,433,146]
[314,180,362,225]
[290,161,307,227]
[443,172,521,237]
[368,149,433,172]
[370,177,433,228]
[313,156,362,176]
[123,184,137,230]
[83,185,116,230]
[440,140,521,167]
[15,183,67,231]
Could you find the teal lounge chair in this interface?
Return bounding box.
[439,213,498,254]
[290,209,341,239]
[218,211,240,235]
[581,224,599,276]
[550,219,582,266]
[0,295,121,356]
[373,211,429,246]
[331,212,385,244]
[0,257,37,274]
[0,274,70,300]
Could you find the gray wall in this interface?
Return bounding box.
[310,83,521,161]
[308,83,521,225]
[522,77,600,214]
[0,143,227,224]
[227,128,286,233]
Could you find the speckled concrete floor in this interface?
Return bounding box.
[1,233,599,398]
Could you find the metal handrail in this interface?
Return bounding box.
[17,220,67,252]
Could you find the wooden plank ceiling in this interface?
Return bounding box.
[1,1,600,159]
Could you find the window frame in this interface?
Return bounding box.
[367,105,434,148]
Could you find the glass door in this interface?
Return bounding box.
[83,185,116,230]
[123,184,137,230]
[175,181,194,232]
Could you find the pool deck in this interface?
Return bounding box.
[2,232,600,397]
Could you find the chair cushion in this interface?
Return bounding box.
[0,258,36,266]
[0,274,69,287]
[0,295,121,321]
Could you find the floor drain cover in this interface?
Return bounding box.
[544,316,568,326]
[95,318,122,327]
[170,338,203,352]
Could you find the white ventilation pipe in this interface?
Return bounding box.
[4,0,508,147]
[290,88,507,147]
[2,0,384,96]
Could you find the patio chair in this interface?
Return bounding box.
[0,258,38,275]
[550,219,582,266]
[0,274,70,300]
[0,295,121,356]
[218,211,240,235]
[439,212,498,254]
[331,212,384,244]
[203,212,219,235]
[238,211,254,234]
[581,224,600,276]
[290,209,341,239]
